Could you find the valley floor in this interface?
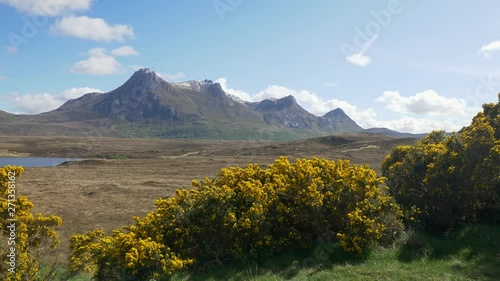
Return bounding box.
[0,134,417,262]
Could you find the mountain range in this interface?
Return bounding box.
[0,69,421,140]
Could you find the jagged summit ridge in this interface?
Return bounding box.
[132,68,163,81]
[174,79,214,91]
[246,95,300,112]
[130,69,249,105]
[122,68,170,93]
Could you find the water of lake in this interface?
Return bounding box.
[0,157,84,168]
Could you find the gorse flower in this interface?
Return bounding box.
[0,166,62,281]
[382,95,500,232]
[69,156,403,280]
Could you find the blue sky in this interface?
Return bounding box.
[1,0,500,133]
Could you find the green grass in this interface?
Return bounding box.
[41,224,499,281]
[34,263,92,281]
[170,224,499,281]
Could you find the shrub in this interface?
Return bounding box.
[0,166,62,281]
[69,156,403,280]
[382,94,500,233]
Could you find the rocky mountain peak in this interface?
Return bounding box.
[124,68,168,92]
[138,67,157,75]
[133,68,161,80]
[280,95,298,106]
[323,108,348,119]
[248,95,300,112]
[319,108,364,133]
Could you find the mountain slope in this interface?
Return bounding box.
[0,110,14,120]
[319,108,364,133]
[0,69,419,140]
[247,95,320,129]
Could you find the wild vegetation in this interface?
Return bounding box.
[0,95,498,280]
[382,94,499,233]
[67,157,403,280]
[0,166,62,281]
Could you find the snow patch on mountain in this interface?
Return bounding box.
[175,79,245,104]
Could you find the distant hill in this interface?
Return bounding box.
[365,127,427,138]
[0,110,14,120]
[0,69,423,140]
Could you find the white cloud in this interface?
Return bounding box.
[376,90,470,116]
[158,72,186,81]
[71,48,122,75]
[216,78,253,101]
[13,93,61,114]
[344,34,377,67]
[61,87,101,99]
[12,87,102,114]
[376,91,404,112]
[6,46,18,54]
[479,40,500,58]
[0,0,92,16]
[111,45,138,56]
[372,90,479,133]
[345,53,371,66]
[51,16,135,42]
[0,76,6,80]
[308,96,468,133]
[365,117,464,134]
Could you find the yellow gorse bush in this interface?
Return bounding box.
[0,166,62,281]
[69,156,403,280]
[382,94,500,232]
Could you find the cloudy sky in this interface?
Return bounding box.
[1,0,500,133]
